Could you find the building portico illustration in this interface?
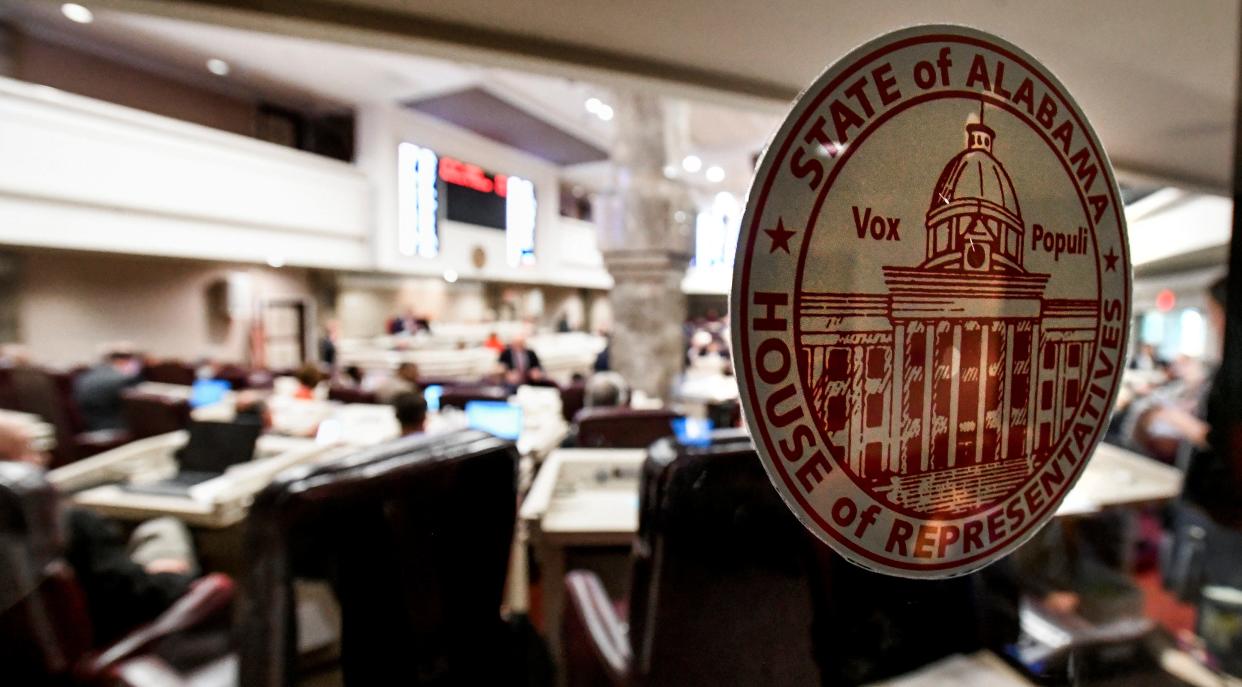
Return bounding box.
[798,121,1097,516]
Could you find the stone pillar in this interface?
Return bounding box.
[597,91,692,400]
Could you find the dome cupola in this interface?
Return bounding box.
[921,116,1026,273]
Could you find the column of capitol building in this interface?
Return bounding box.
[798,119,1095,516]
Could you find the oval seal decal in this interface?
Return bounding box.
[731,25,1130,578]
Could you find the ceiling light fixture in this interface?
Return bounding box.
[443,269,459,284]
[60,3,93,24]
[206,58,230,76]
[682,155,702,173]
[705,165,726,183]
[584,97,614,121]
[265,255,285,268]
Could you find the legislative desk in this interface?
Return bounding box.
[48,431,346,528]
[866,650,1034,686]
[338,330,607,385]
[522,440,1184,675]
[520,448,645,672]
[0,407,57,452]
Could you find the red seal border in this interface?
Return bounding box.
[733,27,1130,576]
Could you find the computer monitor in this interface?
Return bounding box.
[176,420,261,473]
[464,401,522,441]
[673,417,714,447]
[189,378,231,409]
[424,384,443,413]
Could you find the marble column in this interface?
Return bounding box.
[597,91,693,400]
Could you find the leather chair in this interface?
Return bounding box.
[143,361,197,387]
[0,461,234,685]
[563,430,821,685]
[121,391,191,440]
[213,365,250,391]
[327,386,378,405]
[563,432,1019,686]
[237,429,519,686]
[0,364,19,410]
[10,366,130,467]
[572,407,681,449]
[560,381,586,424]
[439,384,509,411]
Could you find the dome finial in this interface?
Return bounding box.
[966,98,994,152]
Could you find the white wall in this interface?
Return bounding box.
[0,76,372,270]
[18,251,313,366]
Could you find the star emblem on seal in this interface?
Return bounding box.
[764,218,797,254]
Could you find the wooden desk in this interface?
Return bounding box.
[677,373,739,405]
[1055,442,1183,517]
[268,398,399,446]
[521,442,1182,672]
[866,651,1034,686]
[0,407,56,452]
[133,381,196,400]
[521,448,645,673]
[50,432,347,528]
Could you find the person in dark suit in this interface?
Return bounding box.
[498,334,543,386]
[74,349,142,431]
[319,318,340,368]
[387,309,432,335]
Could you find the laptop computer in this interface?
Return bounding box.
[125,420,261,496]
[465,400,523,441]
[188,378,231,408]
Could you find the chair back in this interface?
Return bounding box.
[627,432,821,686]
[121,391,191,439]
[559,381,586,424]
[214,364,251,391]
[238,429,518,686]
[143,361,197,386]
[0,365,18,411]
[573,407,680,449]
[439,384,508,411]
[0,462,94,682]
[327,386,378,405]
[9,366,79,467]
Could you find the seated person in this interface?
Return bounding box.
[498,334,544,387]
[388,308,432,335]
[0,418,200,644]
[1126,278,1224,463]
[74,347,143,431]
[293,363,325,400]
[392,391,427,437]
[562,372,629,447]
[584,371,629,409]
[339,364,365,388]
[374,362,420,403]
[235,393,271,430]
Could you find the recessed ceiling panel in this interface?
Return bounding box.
[406,87,608,166]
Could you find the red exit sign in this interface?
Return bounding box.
[438,156,508,198]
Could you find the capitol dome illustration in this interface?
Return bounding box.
[795,111,1100,518]
[922,121,1026,274]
